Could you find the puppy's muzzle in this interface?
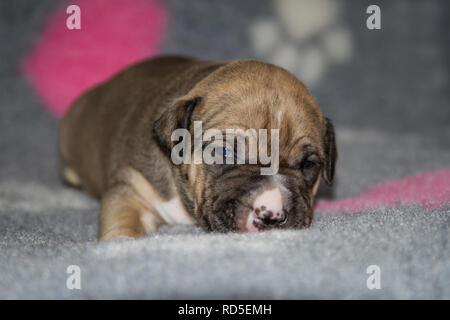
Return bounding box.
[248,207,287,231]
[242,188,288,232]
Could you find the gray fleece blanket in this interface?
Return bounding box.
[0,0,449,299]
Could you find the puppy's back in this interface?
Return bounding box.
[59,56,226,197]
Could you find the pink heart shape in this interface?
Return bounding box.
[22,0,168,117]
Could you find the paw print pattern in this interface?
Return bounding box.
[249,0,353,87]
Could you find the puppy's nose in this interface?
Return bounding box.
[244,187,287,232]
[253,206,287,229]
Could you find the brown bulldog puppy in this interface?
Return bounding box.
[59,56,337,241]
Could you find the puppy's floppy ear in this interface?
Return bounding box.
[152,96,201,155]
[322,117,337,185]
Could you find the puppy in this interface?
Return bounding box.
[59,56,337,240]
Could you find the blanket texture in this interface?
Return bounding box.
[0,0,449,299]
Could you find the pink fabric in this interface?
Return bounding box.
[315,169,450,213]
[22,0,168,117]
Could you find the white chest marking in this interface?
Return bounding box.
[155,197,195,225]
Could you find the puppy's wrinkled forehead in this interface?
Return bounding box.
[190,60,327,158]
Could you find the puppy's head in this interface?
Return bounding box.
[153,61,337,232]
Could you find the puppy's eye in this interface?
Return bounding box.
[223,147,233,158]
[301,160,315,170]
